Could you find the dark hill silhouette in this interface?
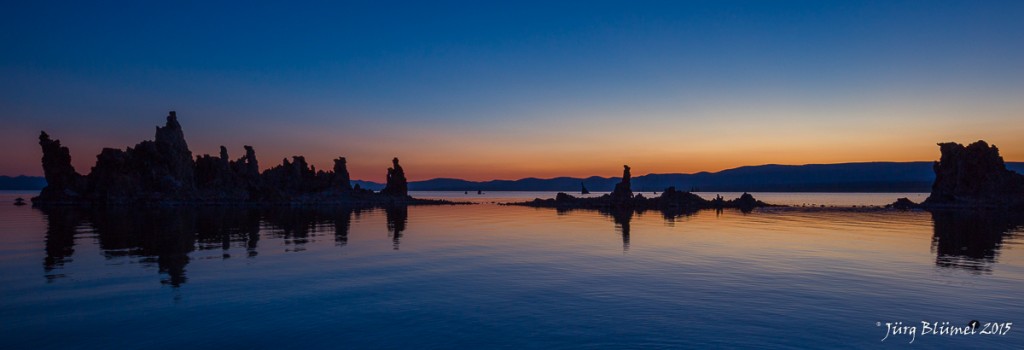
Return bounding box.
[12,161,1024,192]
[0,176,47,190]
[403,162,1024,192]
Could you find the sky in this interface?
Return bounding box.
[2,0,1023,182]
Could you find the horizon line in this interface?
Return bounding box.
[10,159,1012,183]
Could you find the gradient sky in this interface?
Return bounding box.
[2,1,1023,181]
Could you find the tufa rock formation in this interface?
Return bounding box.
[33,111,445,206]
[332,157,352,192]
[154,111,196,191]
[513,165,770,213]
[37,132,86,202]
[922,141,1024,208]
[889,197,919,210]
[382,157,409,197]
[610,165,632,204]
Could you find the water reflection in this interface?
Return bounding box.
[38,205,390,287]
[36,204,1024,287]
[194,207,261,258]
[543,205,1024,271]
[557,207,702,252]
[386,206,408,250]
[42,207,82,280]
[930,210,1024,273]
[90,208,201,286]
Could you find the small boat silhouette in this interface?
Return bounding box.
[14,197,27,206]
[581,183,590,194]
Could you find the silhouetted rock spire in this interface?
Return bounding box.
[382,157,408,197]
[610,165,632,203]
[37,132,84,201]
[236,146,259,177]
[923,140,1024,208]
[332,157,352,191]
[153,111,196,191]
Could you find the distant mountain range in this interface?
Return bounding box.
[0,176,48,190]
[6,162,1024,192]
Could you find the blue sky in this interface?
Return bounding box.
[2,1,1023,180]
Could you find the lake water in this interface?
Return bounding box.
[0,191,1021,348]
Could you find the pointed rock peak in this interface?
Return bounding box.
[156,111,188,147]
[611,164,633,201]
[333,157,352,190]
[159,111,183,135]
[242,146,257,161]
[38,131,65,150]
[167,111,179,127]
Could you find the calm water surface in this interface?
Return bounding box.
[0,191,1021,348]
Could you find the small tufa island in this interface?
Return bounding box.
[511,165,770,212]
[893,140,1024,210]
[33,111,450,206]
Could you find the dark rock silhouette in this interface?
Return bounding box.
[382,157,409,197]
[32,111,452,206]
[332,157,352,192]
[36,131,85,202]
[260,156,326,200]
[14,197,26,206]
[153,111,196,192]
[512,165,772,213]
[610,165,632,204]
[889,197,920,210]
[923,141,1024,208]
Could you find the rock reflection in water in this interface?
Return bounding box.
[555,206,702,252]
[930,210,1024,273]
[386,206,408,250]
[37,204,1024,287]
[37,205,393,286]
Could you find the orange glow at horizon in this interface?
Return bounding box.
[6,98,1024,182]
[8,131,1024,183]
